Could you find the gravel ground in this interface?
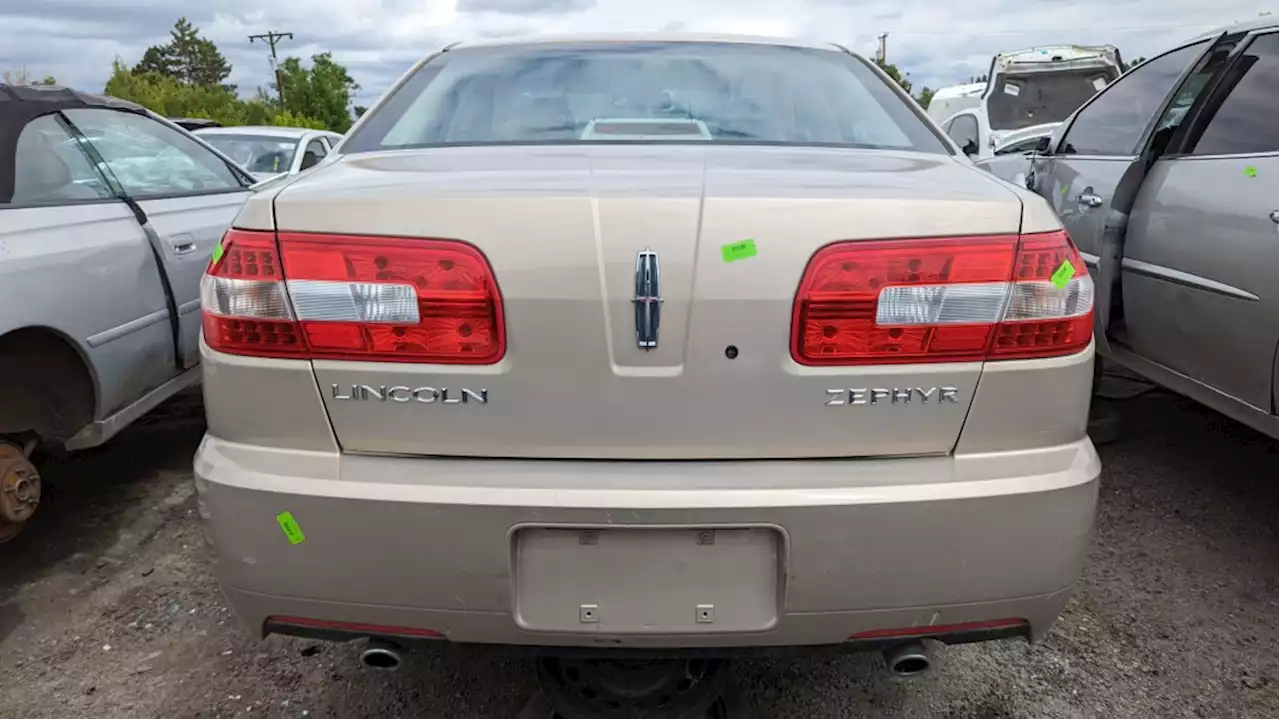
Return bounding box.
[0,387,1275,718]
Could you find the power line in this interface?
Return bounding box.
[249,30,293,105]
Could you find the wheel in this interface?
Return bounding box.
[535,657,729,719]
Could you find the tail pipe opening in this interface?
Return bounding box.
[360,639,404,671]
[882,640,932,678]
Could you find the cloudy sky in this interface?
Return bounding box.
[1,0,1271,105]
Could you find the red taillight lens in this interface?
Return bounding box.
[791,230,1093,365]
[201,230,506,363]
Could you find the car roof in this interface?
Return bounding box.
[0,83,153,205]
[194,126,321,138]
[1188,17,1277,43]
[452,32,840,52]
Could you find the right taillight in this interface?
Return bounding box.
[791,230,1093,365]
[201,229,505,363]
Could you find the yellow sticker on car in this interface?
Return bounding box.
[1050,259,1075,289]
[276,511,305,545]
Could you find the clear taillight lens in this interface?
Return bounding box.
[200,229,506,363]
[791,230,1093,365]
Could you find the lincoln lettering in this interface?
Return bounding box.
[331,384,488,404]
[825,387,959,406]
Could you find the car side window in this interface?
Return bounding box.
[3,114,113,207]
[300,139,327,170]
[61,108,245,198]
[946,114,979,153]
[994,137,1046,156]
[1185,33,1278,155]
[1060,40,1208,156]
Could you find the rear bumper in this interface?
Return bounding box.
[194,437,1099,649]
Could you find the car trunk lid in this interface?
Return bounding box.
[273,145,1023,459]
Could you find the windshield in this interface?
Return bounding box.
[986,67,1120,130]
[200,134,300,174]
[345,42,948,153]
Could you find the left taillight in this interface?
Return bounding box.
[201,229,506,363]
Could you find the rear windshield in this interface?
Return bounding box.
[344,42,948,153]
[987,67,1120,131]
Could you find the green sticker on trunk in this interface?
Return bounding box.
[1244,165,1258,178]
[1050,259,1075,289]
[721,239,758,263]
[211,242,224,265]
[276,511,305,545]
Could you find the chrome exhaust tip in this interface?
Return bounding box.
[882,641,931,678]
[360,639,403,671]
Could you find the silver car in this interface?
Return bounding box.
[0,85,254,541]
[194,126,344,183]
[1021,20,1278,437]
[194,35,1101,714]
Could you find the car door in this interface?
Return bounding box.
[944,112,981,157]
[1120,31,1279,418]
[1030,38,1217,267]
[61,108,252,369]
[0,113,178,418]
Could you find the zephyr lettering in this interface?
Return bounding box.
[331,384,487,405]
[826,387,959,406]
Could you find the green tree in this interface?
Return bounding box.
[875,60,912,94]
[271,109,328,130]
[915,86,934,110]
[104,60,324,129]
[353,105,369,119]
[278,53,360,132]
[133,17,232,88]
[1122,56,1146,72]
[133,45,173,78]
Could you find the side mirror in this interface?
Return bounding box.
[300,151,320,170]
[962,140,980,157]
[1034,136,1051,155]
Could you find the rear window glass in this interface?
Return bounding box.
[987,67,1120,131]
[344,42,948,153]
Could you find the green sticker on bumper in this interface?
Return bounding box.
[1244,165,1258,178]
[721,239,757,263]
[1050,259,1076,289]
[276,511,305,545]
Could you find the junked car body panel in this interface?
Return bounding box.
[0,84,254,539]
[1024,19,1278,437]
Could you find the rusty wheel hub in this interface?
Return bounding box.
[0,442,41,543]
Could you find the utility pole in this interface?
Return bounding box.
[876,32,889,64]
[249,30,293,106]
